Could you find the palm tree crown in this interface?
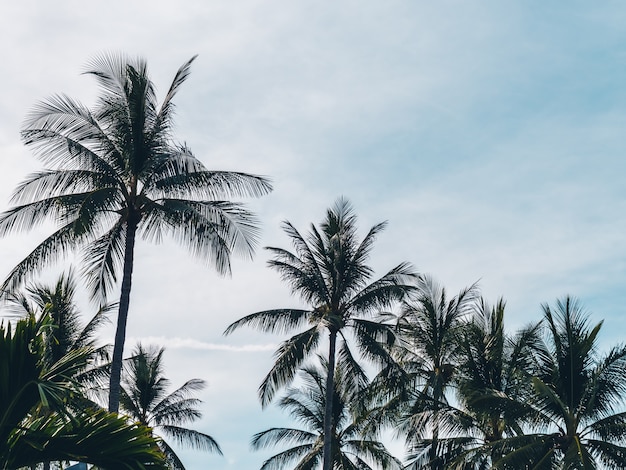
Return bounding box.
[0,54,272,411]
[492,297,626,469]
[225,197,417,470]
[120,343,222,469]
[394,277,479,470]
[451,298,542,469]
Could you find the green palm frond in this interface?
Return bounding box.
[259,327,321,407]
[252,428,317,450]
[224,308,312,335]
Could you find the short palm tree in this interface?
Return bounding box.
[6,269,112,402]
[225,198,417,470]
[0,314,166,469]
[252,357,402,470]
[120,343,222,469]
[449,298,542,469]
[386,276,478,470]
[492,297,626,469]
[0,54,272,412]
[4,270,113,470]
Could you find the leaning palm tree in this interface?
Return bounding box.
[225,198,417,470]
[120,343,222,469]
[491,297,626,469]
[0,314,167,469]
[252,357,402,470]
[0,54,272,412]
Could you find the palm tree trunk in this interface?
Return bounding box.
[322,329,337,470]
[108,217,139,412]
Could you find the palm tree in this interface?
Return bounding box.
[251,357,402,469]
[0,314,167,469]
[492,297,626,469]
[120,343,222,469]
[4,270,113,470]
[0,54,272,412]
[449,298,542,469]
[6,269,112,403]
[383,276,478,470]
[225,198,417,470]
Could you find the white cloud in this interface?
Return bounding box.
[129,336,277,352]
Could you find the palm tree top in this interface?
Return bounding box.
[121,343,222,468]
[1,53,273,299]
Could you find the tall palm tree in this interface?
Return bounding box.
[225,198,417,470]
[120,343,222,469]
[385,276,478,470]
[251,357,402,470]
[0,314,167,469]
[0,54,272,412]
[492,297,626,469]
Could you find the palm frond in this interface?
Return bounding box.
[259,327,320,407]
[224,308,311,335]
[251,427,317,450]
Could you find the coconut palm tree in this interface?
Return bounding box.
[447,298,542,469]
[225,198,417,470]
[381,276,479,470]
[0,54,272,412]
[120,343,222,469]
[251,357,402,470]
[491,297,626,469]
[0,314,166,469]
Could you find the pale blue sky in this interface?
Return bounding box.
[1,2,625,468]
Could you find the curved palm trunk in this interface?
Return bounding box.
[108,217,138,412]
[322,329,338,470]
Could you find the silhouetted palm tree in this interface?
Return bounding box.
[449,298,542,469]
[225,198,417,470]
[378,276,478,470]
[252,357,402,470]
[0,54,272,411]
[491,297,626,469]
[120,343,222,469]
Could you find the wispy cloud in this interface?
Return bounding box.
[128,336,277,352]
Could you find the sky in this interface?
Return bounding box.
[1,1,626,468]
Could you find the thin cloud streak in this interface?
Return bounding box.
[129,336,277,352]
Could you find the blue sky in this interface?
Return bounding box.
[1,2,625,468]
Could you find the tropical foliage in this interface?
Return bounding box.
[251,357,401,470]
[0,314,166,469]
[0,54,272,412]
[488,297,626,469]
[6,269,112,405]
[370,276,479,470]
[120,344,222,469]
